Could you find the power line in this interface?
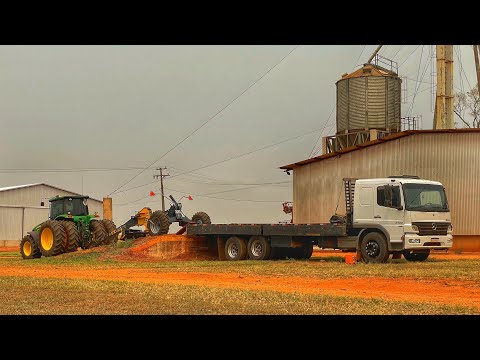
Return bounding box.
[352,45,366,71]
[308,106,335,158]
[406,46,428,117]
[399,45,421,68]
[391,45,405,60]
[107,45,300,197]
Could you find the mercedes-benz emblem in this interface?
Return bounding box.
[432,223,437,230]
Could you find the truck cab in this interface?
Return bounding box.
[352,176,453,262]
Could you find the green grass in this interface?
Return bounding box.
[0,276,476,315]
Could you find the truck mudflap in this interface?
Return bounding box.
[404,234,453,250]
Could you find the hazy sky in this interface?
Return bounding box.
[1,45,477,228]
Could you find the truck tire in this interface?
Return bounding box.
[360,232,390,263]
[270,247,288,260]
[225,236,247,261]
[302,243,314,259]
[20,234,41,259]
[148,210,170,236]
[59,221,80,253]
[403,250,430,262]
[101,219,117,245]
[247,236,271,260]
[191,212,211,225]
[39,220,67,257]
[87,220,107,249]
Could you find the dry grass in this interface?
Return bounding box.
[0,276,476,315]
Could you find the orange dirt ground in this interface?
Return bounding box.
[2,245,480,309]
[312,249,480,260]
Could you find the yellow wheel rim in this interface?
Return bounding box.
[41,228,54,251]
[23,241,32,256]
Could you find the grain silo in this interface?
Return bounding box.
[324,63,402,153]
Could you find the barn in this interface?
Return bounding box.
[0,183,103,246]
[281,129,480,252]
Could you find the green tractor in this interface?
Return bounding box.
[20,195,117,259]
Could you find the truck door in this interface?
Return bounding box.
[373,184,405,242]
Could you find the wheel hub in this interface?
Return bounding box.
[365,240,380,258]
[227,243,239,258]
[251,240,263,257]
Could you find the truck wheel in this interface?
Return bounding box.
[20,234,41,259]
[247,236,271,260]
[148,210,170,235]
[191,212,211,225]
[270,248,288,260]
[302,243,314,259]
[403,250,430,262]
[59,221,80,253]
[225,236,247,261]
[39,220,66,257]
[87,220,107,249]
[360,232,389,263]
[101,219,117,245]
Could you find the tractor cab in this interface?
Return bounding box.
[48,196,90,219]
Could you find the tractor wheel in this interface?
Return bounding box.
[101,219,117,245]
[191,212,211,225]
[20,234,41,259]
[39,220,67,257]
[148,210,170,236]
[247,236,271,260]
[87,220,107,249]
[403,250,430,262]
[59,221,80,253]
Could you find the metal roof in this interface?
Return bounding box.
[280,128,480,170]
[0,183,102,203]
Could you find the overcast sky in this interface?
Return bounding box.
[0,45,477,227]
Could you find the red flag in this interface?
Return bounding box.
[188,195,193,200]
[149,191,156,197]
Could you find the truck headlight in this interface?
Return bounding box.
[411,225,419,232]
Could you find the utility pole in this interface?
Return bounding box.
[434,45,454,129]
[154,167,169,211]
[474,45,480,93]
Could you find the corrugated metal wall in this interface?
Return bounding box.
[0,207,23,240]
[293,132,480,235]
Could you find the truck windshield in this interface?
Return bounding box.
[402,183,449,212]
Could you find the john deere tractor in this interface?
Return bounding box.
[20,195,117,259]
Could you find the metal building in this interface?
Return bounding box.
[0,183,103,246]
[281,129,480,251]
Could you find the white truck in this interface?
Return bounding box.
[187,176,453,263]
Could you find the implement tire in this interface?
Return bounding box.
[20,234,41,259]
[101,219,117,245]
[39,220,66,257]
[148,210,170,236]
[191,212,211,225]
[59,221,80,253]
[87,220,107,249]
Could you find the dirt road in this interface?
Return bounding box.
[1,265,479,309]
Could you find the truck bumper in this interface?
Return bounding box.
[404,234,453,250]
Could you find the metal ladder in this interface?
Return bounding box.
[343,178,357,215]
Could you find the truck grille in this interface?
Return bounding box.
[413,222,450,236]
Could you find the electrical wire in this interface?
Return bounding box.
[399,45,421,68]
[107,45,300,197]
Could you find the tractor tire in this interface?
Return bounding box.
[225,236,247,261]
[20,234,41,260]
[360,232,390,264]
[39,220,67,257]
[191,212,211,225]
[148,210,170,236]
[403,250,430,262]
[87,220,107,249]
[59,221,80,253]
[247,236,271,260]
[100,219,117,245]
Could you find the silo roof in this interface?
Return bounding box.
[338,64,398,81]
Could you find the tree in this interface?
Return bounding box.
[454,85,480,128]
